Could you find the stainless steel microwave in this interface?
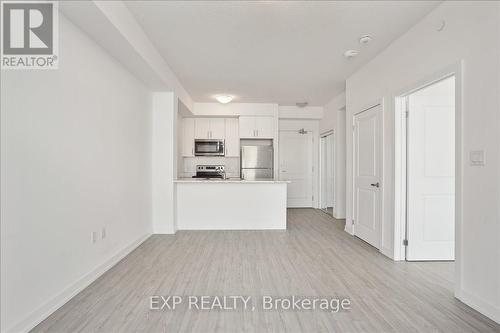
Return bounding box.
[194,139,225,156]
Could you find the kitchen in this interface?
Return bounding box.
[174,102,289,230]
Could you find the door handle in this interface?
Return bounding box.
[370,182,380,188]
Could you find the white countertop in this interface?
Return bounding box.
[174,178,290,184]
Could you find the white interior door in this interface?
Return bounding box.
[279,131,313,207]
[406,77,455,261]
[353,105,382,248]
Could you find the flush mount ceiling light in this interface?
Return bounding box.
[214,95,234,104]
[344,49,359,59]
[359,35,372,45]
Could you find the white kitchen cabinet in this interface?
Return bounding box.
[194,118,210,139]
[182,118,195,156]
[239,116,275,139]
[209,118,225,139]
[195,118,225,139]
[238,117,256,138]
[255,116,274,138]
[224,118,239,157]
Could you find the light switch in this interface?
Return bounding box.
[469,150,485,166]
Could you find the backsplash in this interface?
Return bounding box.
[181,157,240,178]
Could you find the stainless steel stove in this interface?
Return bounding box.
[192,165,226,179]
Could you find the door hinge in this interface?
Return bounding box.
[312,195,314,201]
[405,110,409,118]
[403,239,408,246]
[352,219,355,225]
[352,125,355,131]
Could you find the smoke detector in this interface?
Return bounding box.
[344,50,359,59]
[296,102,308,108]
[359,35,372,45]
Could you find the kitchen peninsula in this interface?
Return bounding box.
[174,179,288,230]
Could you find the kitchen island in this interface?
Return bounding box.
[174,179,288,230]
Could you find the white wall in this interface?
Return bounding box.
[320,93,346,218]
[0,15,153,333]
[152,93,177,234]
[194,102,278,117]
[345,1,500,322]
[279,106,323,120]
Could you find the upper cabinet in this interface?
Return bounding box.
[195,118,225,139]
[239,117,255,138]
[255,116,274,138]
[225,118,239,157]
[239,116,274,139]
[182,118,195,157]
[209,118,225,139]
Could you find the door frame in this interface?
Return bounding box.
[351,102,384,248]
[319,130,335,215]
[394,62,463,297]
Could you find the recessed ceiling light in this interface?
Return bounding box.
[359,35,372,45]
[344,50,359,59]
[214,95,234,104]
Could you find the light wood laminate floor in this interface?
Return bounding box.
[32,209,499,333]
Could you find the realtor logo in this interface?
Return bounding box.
[1,1,58,69]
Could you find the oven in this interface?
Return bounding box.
[194,139,225,156]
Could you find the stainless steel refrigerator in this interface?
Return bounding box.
[240,145,274,180]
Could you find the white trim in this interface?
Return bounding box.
[393,61,463,300]
[5,233,151,333]
[458,290,500,324]
[319,131,335,214]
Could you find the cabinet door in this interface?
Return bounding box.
[239,116,256,138]
[195,118,210,139]
[224,118,239,157]
[255,116,274,138]
[182,118,195,156]
[209,118,225,139]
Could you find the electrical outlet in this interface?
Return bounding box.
[91,231,97,244]
[470,150,485,166]
[101,227,106,240]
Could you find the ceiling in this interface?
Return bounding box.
[125,1,440,106]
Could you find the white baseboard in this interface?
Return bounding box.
[458,289,500,324]
[5,233,151,333]
[379,247,394,260]
[344,223,354,235]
